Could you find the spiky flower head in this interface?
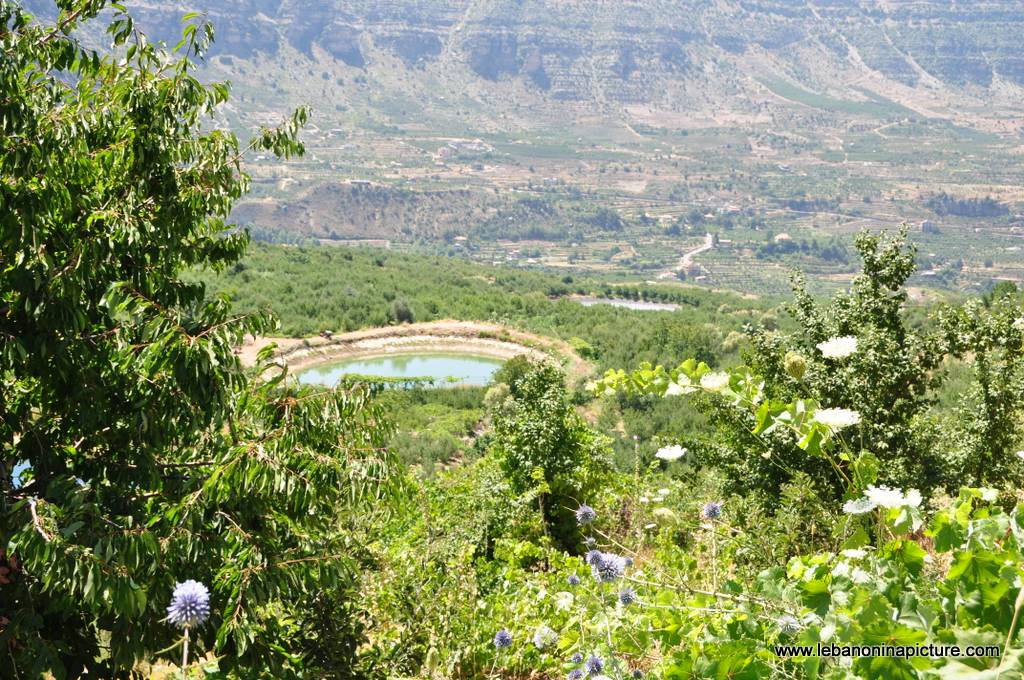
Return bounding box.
[570,652,584,664]
[618,587,638,606]
[166,580,210,629]
[701,501,723,520]
[590,552,627,583]
[585,655,604,675]
[575,504,597,525]
[493,629,512,649]
[632,671,644,679]
[624,556,634,567]
[584,549,603,566]
[567,670,584,680]
[583,535,597,547]
[567,573,580,586]
[783,352,807,380]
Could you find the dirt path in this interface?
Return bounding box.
[239,320,593,383]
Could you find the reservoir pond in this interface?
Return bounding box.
[295,352,505,387]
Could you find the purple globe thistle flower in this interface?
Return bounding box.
[584,549,603,566]
[575,504,597,525]
[585,654,604,675]
[568,670,584,680]
[583,536,597,547]
[701,501,723,520]
[624,556,634,567]
[591,552,627,583]
[493,629,512,649]
[618,587,638,606]
[166,580,210,629]
[567,573,580,586]
[570,652,584,664]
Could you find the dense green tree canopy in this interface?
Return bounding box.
[1,2,393,676]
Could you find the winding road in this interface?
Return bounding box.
[658,233,714,279]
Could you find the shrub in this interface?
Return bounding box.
[595,229,1024,504]
[490,362,612,550]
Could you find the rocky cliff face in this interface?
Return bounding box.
[25,0,1024,112]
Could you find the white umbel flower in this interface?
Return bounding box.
[864,485,919,509]
[842,497,876,515]
[813,407,861,430]
[864,485,903,508]
[816,336,858,359]
[844,485,921,513]
[700,371,730,391]
[850,568,872,585]
[666,376,697,395]
[655,445,687,461]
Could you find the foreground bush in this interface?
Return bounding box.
[480,486,1024,679]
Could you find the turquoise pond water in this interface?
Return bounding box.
[294,352,506,387]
